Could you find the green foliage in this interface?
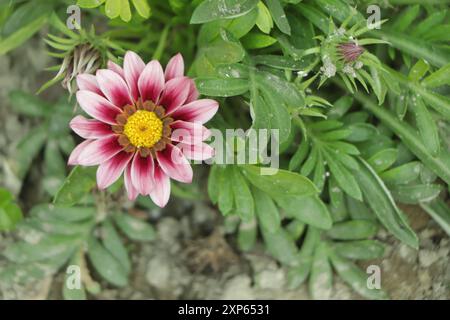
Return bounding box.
[0,188,23,231]
[2,0,450,301]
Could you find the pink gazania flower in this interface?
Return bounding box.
[68,51,218,207]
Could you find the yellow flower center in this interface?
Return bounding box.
[123,110,163,148]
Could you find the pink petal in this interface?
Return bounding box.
[77,135,123,166]
[107,60,125,78]
[186,78,199,103]
[96,69,133,108]
[76,90,122,125]
[76,74,103,96]
[159,77,191,114]
[68,140,94,165]
[138,60,165,103]
[97,151,133,189]
[177,142,215,161]
[149,165,171,207]
[156,144,193,183]
[170,99,219,124]
[124,51,145,101]
[165,53,184,81]
[170,120,211,145]
[131,153,155,195]
[70,115,113,139]
[124,163,139,201]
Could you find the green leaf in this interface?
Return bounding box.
[264,0,290,35]
[217,166,235,215]
[120,0,132,22]
[54,166,97,207]
[256,1,273,34]
[131,0,151,18]
[277,195,332,230]
[412,96,440,156]
[0,14,47,55]
[326,220,378,240]
[31,204,95,223]
[309,243,332,300]
[232,167,254,222]
[391,184,441,204]
[333,240,385,260]
[241,165,318,197]
[8,90,50,117]
[329,251,388,300]
[105,0,121,19]
[253,55,310,70]
[207,165,221,204]
[380,162,421,186]
[15,126,47,179]
[237,217,257,251]
[354,158,419,249]
[241,32,277,49]
[63,253,87,300]
[253,187,280,233]
[113,213,155,242]
[0,204,22,232]
[77,0,105,8]
[191,0,259,24]
[289,139,309,171]
[102,219,131,274]
[261,227,299,266]
[195,77,249,97]
[287,227,319,288]
[324,151,362,201]
[367,148,398,173]
[422,63,450,88]
[408,59,429,82]
[87,235,128,287]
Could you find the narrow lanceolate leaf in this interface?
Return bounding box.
[238,216,257,251]
[329,251,388,300]
[260,226,299,266]
[324,151,362,201]
[195,77,249,97]
[354,158,419,249]
[102,219,131,274]
[241,165,318,198]
[207,165,221,204]
[131,0,151,19]
[391,184,441,205]
[379,162,422,186]
[287,227,319,288]
[276,195,332,230]
[367,148,398,173]
[326,220,378,240]
[218,166,235,215]
[412,96,441,156]
[264,0,291,35]
[253,187,280,233]
[309,243,333,300]
[190,0,259,24]
[232,167,255,222]
[87,235,128,287]
[420,199,450,237]
[333,240,385,260]
[113,213,155,242]
[422,63,450,88]
[0,15,48,55]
